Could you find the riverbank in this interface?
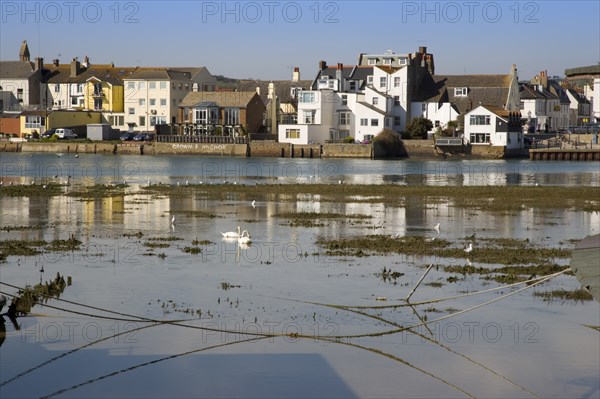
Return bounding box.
[0,140,529,159]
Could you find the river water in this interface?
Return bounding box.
[0,153,599,398]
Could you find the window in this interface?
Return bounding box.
[394,116,401,126]
[341,95,347,105]
[224,108,239,125]
[469,115,491,125]
[368,58,377,65]
[94,98,103,110]
[76,84,84,93]
[150,98,156,106]
[298,91,315,103]
[380,77,387,88]
[139,99,145,106]
[454,87,468,96]
[385,118,391,127]
[109,115,124,126]
[303,110,316,124]
[394,77,400,87]
[349,81,356,90]
[150,116,167,126]
[435,120,440,127]
[54,85,60,93]
[139,116,146,126]
[25,115,41,128]
[127,82,136,90]
[71,97,78,106]
[383,58,392,65]
[360,118,368,126]
[399,58,408,65]
[367,76,373,85]
[160,82,167,89]
[17,89,23,101]
[139,82,145,89]
[372,97,378,105]
[160,98,167,106]
[149,82,156,89]
[93,83,102,96]
[371,119,379,126]
[338,112,350,126]
[286,129,300,139]
[470,133,491,144]
[394,95,400,106]
[128,108,135,115]
[421,103,427,112]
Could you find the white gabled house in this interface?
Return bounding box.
[464,105,523,149]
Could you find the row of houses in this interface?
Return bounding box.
[277,47,598,147]
[1,41,599,149]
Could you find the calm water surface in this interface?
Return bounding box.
[0,153,599,398]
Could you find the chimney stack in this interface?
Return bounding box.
[268,82,275,100]
[53,59,60,67]
[292,67,300,82]
[256,86,261,96]
[419,46,427,54]
[70,57,81,78]
[34,57,43,71]
[319,60,327,70]
[337,63,343,70]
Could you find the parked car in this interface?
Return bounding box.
[133,133,155,141]
[55,128,77,139]
[41,129,57,139]
[120,132,137,141]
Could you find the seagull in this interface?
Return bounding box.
[434,222,440,232]
[251,200,256,208]
[171,215,176,225]
[426,237,436,242]
[177,181,180,187]
[75,154,79,158]
[185,180,189,185]
[464,243,473,253]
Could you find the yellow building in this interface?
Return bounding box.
[20,110,101,137]
[85,76,124,113]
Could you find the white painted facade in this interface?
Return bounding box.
[464,105,523,149]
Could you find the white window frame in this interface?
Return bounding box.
[454,87,468,97]
[368,58,377,65]
[285,128,300,139]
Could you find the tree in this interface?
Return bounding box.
[406,117,433,138]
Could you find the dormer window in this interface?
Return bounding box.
[367,76,373,85]
[399,58,408,65]
[455,87,468,97]
[367,58,377,66]
[383,58,392,66]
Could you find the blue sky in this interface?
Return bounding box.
[1,1,599,81]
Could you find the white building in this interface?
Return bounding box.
[464,105,523,149]
[123,68,215,132]
[279,47,435,144]
[0,41,44,111]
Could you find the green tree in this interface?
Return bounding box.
[406,117,433,139]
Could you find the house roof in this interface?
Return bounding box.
[417,74,512,114]
[44,65,138,85]
[357,101,387,115]
[236,79,312,104]
[0,61,37,79]
[519,84,558,100]
[565,65,600,77]
[348,66,374,82]
[179,91,259,108]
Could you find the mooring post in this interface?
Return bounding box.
[406,264,434,302]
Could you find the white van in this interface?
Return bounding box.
[55,128,77,139]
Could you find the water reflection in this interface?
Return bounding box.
[2,153,599,186]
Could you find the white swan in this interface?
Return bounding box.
[221,226,241,238]
[238,230,252,244]
[464,243,473,253]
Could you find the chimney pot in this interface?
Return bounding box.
[319,60,327,70]
[337,63,343,70]
[53,59,59,67]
